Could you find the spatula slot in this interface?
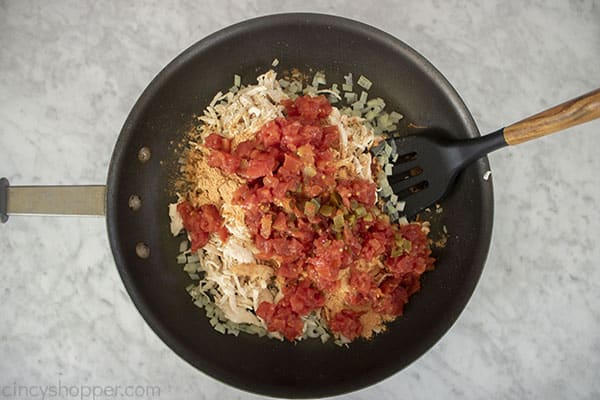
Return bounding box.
[397,151,417,162]
[391,179,428,199]
[389,163,423,184]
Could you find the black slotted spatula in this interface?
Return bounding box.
[390,88,600,217]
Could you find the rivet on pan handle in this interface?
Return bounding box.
[0,177,106,223]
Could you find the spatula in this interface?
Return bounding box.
[389,88,600,217]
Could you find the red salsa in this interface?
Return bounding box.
[183,94,434,341]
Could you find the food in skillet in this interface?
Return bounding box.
[169,69,435,343]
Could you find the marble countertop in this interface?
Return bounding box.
[1,1,599,399]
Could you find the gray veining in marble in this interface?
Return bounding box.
[1,1,599,399]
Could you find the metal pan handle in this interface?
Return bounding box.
[0,177,105,223]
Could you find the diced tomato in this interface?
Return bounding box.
[204,133,231,152]
[272,212,288,231]
[281,99,299,117]
[262,174,279,189]
[321,125,339,149]
[197,204,221,231]
[377,284,409,317]
[257,236,305,265]
[288,280,325,315]
[302,182,326,198]
[289,219,315,245]
[303,173,334,198]
[337,179,377,207]
[278,261,302,279]
[336,181,354,208]
[266,145,283,164]
[345,267,374,306]
[342,226,362,255]
[204,133,222,150]
[389,255,420,276]
[256,120,282,147]
[233,139,259,158]
[255,186,274,203]
[295,95,332,121]
[296,143,316,164]
[258,280,324,340]
[315,149,336,174]
[274,195,295,213]
[402,273,422,296]
[207,150,241,174]
[271,237,304,259]
[307,237,345,289]
[283,125,324,150]
[387,223,435,276]
[349,291,372,306]
[353,179,377,206]
[361,234,388,259]
[177,201,228,251]
[232,184,252,206]
[239,151,278,179]
[349,269,372,295]
[300,125,323,147]
[328,310,363,341]
[188,229,209,251]
[256,301,276,321]
[281,175,302,195]
[279,153,303,177]
[256,299,304,341]
[243,208,264,236]
[281,121,306,150]
[379,276,400,296]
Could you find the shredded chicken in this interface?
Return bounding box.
[197,70,286,145]
[328,108,375,181]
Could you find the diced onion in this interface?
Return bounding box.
[344,72,353,86]
[357,75,373,90]
[359,90,368,104]
[179,240,189,253]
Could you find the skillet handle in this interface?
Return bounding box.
[0,177,106,223]
[503,88,600,145]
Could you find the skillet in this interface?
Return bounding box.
[1,13,493,398]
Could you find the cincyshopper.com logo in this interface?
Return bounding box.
[1,381,161,400]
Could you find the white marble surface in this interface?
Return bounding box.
[1,1,599,399]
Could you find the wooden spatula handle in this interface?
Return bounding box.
[503,88,600,145]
